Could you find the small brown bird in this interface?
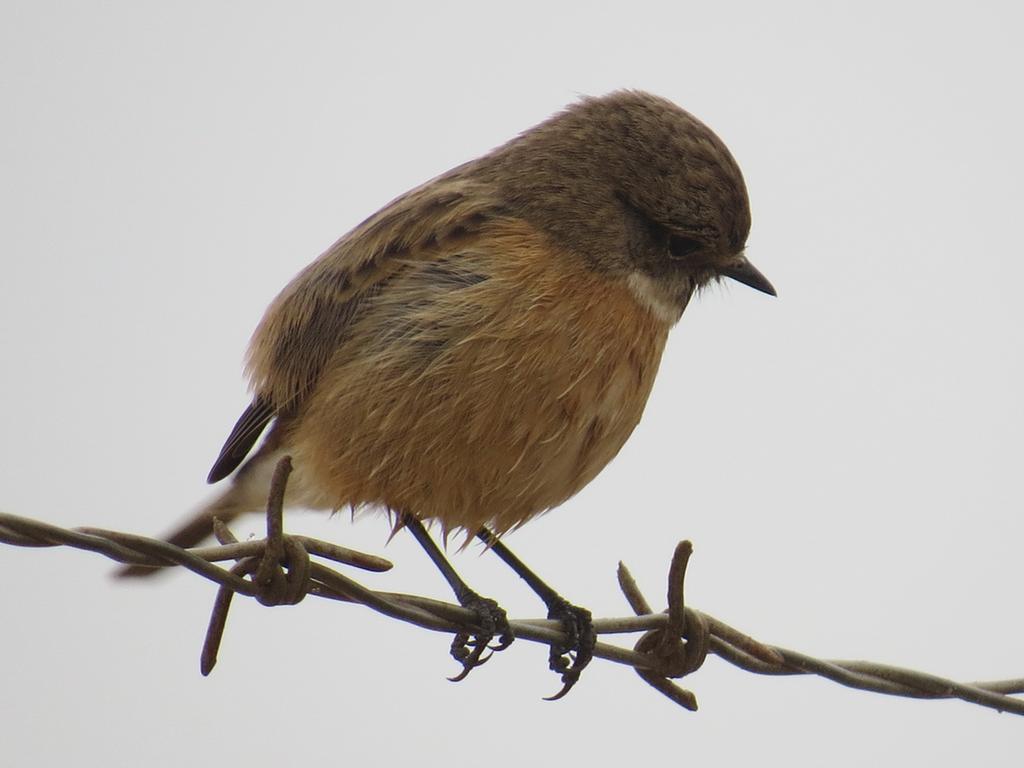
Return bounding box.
[125,90,774,696]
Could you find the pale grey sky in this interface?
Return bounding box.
[2,2,1022,766]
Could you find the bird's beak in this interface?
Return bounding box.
[720,255,776,297]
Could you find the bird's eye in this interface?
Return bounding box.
[668,235,702,260]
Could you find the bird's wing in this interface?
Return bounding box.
[207,397,275,483]
[207,176,504,482]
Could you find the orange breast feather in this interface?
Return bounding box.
[290,221,671,535]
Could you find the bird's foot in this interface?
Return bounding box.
[448,592,514,682]
[544,598,595,700]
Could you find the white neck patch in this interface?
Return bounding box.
[626,272,685,325]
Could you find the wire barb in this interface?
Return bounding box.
[618,543,704,711]
[2,497,1022,714]
[200,457,313,674]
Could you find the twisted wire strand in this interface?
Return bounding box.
[2,508,1021,715]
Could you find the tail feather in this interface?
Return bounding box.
[115,483,263,579]
[115,443,313,579]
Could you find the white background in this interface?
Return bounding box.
[2,2,1021,765]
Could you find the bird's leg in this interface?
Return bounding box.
[401,514,514,681]
[476,527,594,699]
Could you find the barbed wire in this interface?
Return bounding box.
[2,458,1022,715]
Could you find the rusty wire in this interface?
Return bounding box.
[2,459,1022,715]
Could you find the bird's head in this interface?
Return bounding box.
[486,90,774,319]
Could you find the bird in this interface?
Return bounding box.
[121,90,775,697]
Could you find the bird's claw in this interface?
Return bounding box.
[543,600,595,700]
[447,594,513,682]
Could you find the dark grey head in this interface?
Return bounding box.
[478,91,774,312]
